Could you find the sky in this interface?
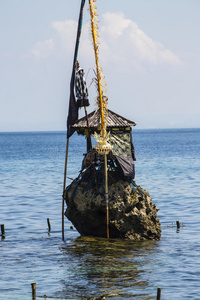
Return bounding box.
[0,0,200,131]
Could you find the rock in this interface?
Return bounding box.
[64,178,161,241]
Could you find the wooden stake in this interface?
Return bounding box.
[1,224,5,236]
[157,287,161,300]
[31,282,36,299]
[176,220,180,229]
[47,218,51,232]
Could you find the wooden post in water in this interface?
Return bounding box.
[47,218,51,232]
[176,220,180,229]
[31,282,36,299]
[157,287,161,300]
[1,224,5,236]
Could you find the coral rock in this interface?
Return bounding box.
[64,179,161,240]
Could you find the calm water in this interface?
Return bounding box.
[0,129,200,299]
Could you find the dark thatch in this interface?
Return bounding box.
[72,108,136,134]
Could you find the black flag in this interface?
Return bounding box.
[67,0,86,138]
[75,61,90,108]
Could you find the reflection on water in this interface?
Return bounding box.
[59,237,158,299]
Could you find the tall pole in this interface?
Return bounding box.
[104,153,109,239]
[63,0,86,241]
[88,0,112,238]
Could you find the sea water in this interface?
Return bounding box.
[0,129,200,299]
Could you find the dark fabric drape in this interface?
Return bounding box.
[109,131,135,179]
[115,155,135,179]
[67,0,86,138]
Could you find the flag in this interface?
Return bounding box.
[75,63,90,108]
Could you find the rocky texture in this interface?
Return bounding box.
[64,178,161,240]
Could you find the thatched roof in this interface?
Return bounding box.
[72,109,136,132]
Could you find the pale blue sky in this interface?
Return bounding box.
[0,0,199,131]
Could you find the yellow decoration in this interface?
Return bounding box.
[89,0,110,155]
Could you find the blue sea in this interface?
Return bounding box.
[0,128,200,299]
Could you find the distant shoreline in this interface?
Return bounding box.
[0,127,200,134]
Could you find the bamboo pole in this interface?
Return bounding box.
[104,153,109,239]
[63,0,86,242]
[88,0,106,138]
[62,138,69,241]
[88,0,110,238]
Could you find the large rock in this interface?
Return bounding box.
[64,178,161,240]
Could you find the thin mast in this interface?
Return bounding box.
[62,0,86,241]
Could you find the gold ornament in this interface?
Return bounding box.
[93,132,112,155]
